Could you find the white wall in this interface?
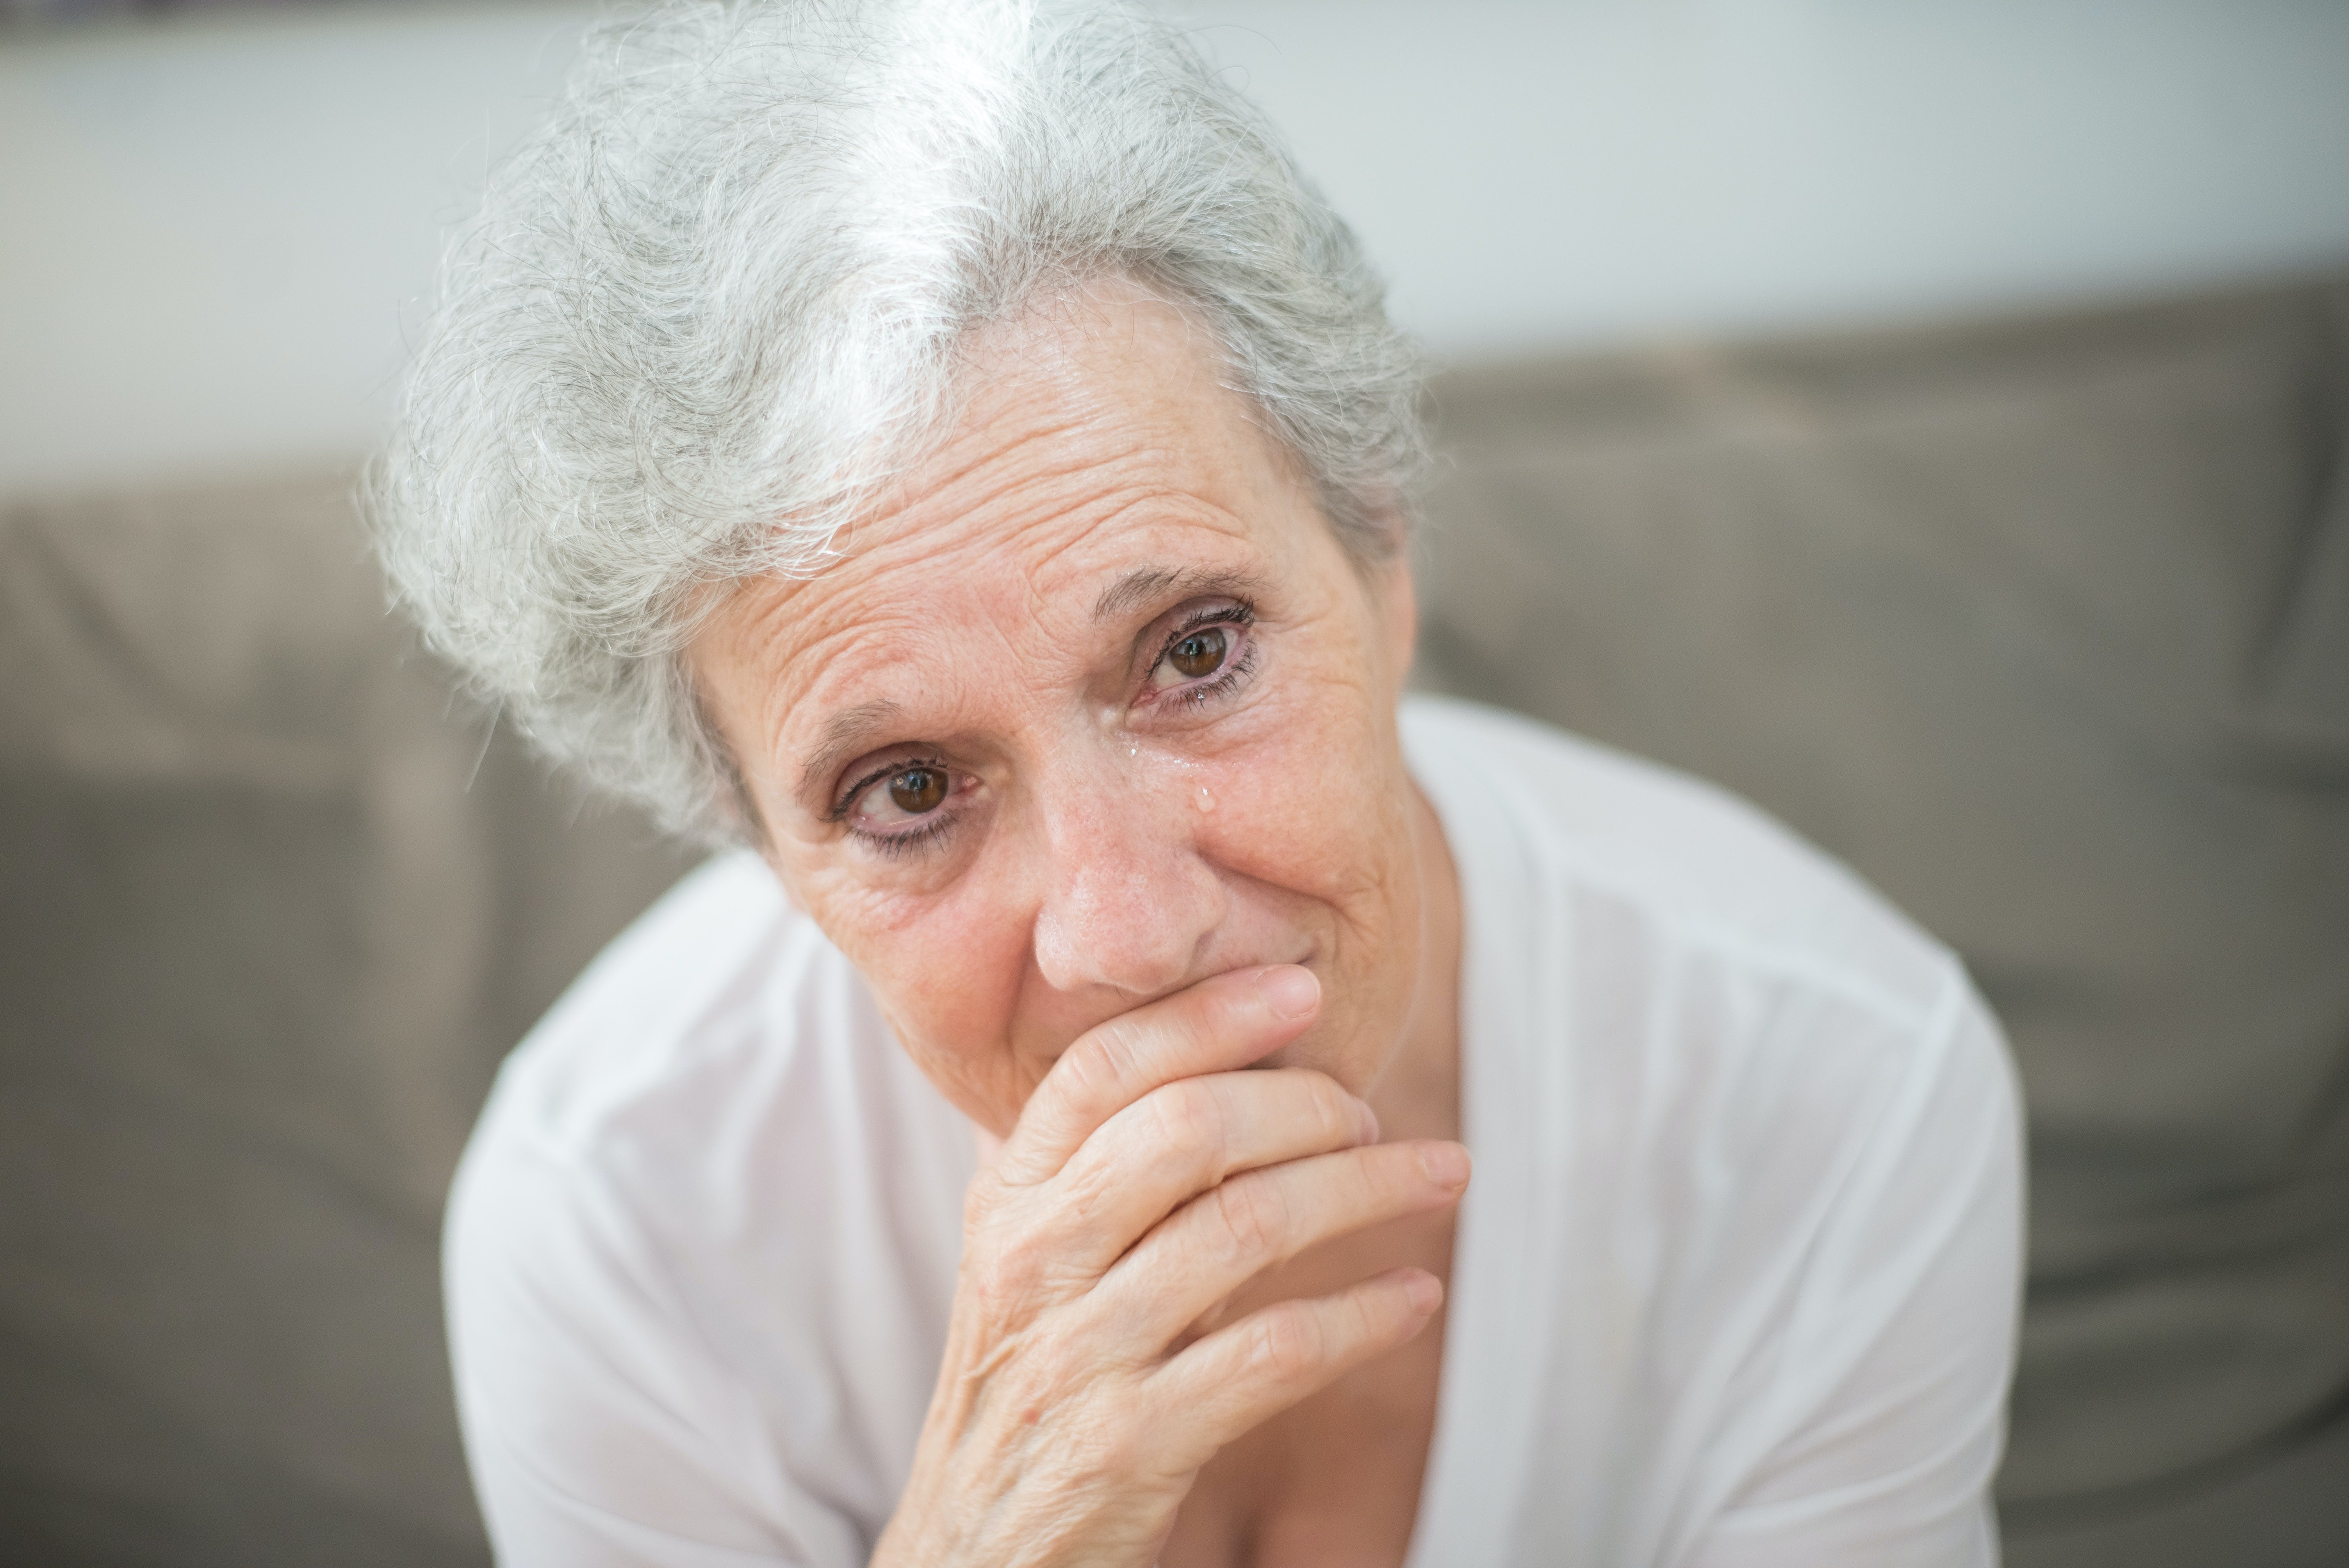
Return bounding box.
[2,4,590,498]
[5,0,2348,499]
[1196,0,2349,354]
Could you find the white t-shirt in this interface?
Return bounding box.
[446,697,2023,1567]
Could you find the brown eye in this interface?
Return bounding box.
[1168,626,1227,680]
[888,767,947,814]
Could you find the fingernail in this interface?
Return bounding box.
[1353,1100,1382,1146]
[1256,965,1319,1019]
[1403,1270,1444,1315]
[1418,1142,1471,1188]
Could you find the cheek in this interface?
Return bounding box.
[792,868,1032,1084]
[1189,659,1420,1081]
[1199,665,1407,904]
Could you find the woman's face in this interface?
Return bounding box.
[691,283,1429,1137]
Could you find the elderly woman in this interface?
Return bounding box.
[377,3,2022,1564]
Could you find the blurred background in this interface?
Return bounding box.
[3,2,2345,1564]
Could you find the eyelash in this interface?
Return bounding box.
[829,600,1259,856]
[1146,601,1258,710]
[827,755,970,859]
[854,808,959,860]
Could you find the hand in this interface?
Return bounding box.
[872,964,1470,1568]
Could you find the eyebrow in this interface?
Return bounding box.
[1091,564,1268,624]
[793,565,1267,805]
[794,698,905,803]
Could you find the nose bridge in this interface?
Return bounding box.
[1028,734,1221,996]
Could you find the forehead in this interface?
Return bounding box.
[870,290,1289,588]
[704,287,1311,711]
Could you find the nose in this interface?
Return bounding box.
[1029,746,1226,997]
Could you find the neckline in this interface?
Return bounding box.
[1396,699,1557,1568]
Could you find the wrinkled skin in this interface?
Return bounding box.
[691,278,1467,1567]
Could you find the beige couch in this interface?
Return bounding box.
[4,274,2343,1565]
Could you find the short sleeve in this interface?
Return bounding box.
[1687,980,2024,1567]
[444,1132,872,1568]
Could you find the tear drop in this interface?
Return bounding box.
[1196,784,1215,813]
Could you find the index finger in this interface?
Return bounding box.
[994,964,1321,1186]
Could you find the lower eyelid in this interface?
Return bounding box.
[1155,629,1256,697]
[857,814,958,857]
[848,775,975,854]
[1171,639,1257,704]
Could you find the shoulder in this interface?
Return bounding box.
[1402,694,1953,1028]
[1406,694,2019,1344]
[442,850,968,1558]
[1402,700,2021,1559]
[1402,697,2014,1176]
[450,847,966,1276]
[469,848,869,1169]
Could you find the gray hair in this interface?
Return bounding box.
[370,0,1427,843]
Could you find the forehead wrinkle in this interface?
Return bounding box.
[752,470,1267,745]
[889,408,1097,527]
[886,378,1171,539]
[765,567,1052,800]
[867,470,1223,653]
[774,495,1107,711]
[731,583,931,782]
[781,636,998,805]
[847,429,1169,626]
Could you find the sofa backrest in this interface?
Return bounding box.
[1413,275,2349,1530]
[0,472,692,1566]
[3,274,2343,1564]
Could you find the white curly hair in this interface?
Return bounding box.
[369,0,1427,843]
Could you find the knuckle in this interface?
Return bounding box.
[1249,1301,1326,1380]
[962,1239,1045,1317]
[1302,1073,1358,1141]
[1211,1171,1287,1260]
[1074,1009,1184,1103]
[961,1175,1009,1231]
[1163,1005,1216,1069]
[1050,1151,1115,1230]
[1049,1407,1161,1496]
[1365,1143,1421,1203]
[1146,1078,1226,1171]
[1347,1280,1401,1341]
[1337,1151,1387,1210]
[1085,1408,1150,1481]
[1200,983,1253,1039]
[1057,1026,1134,1114]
